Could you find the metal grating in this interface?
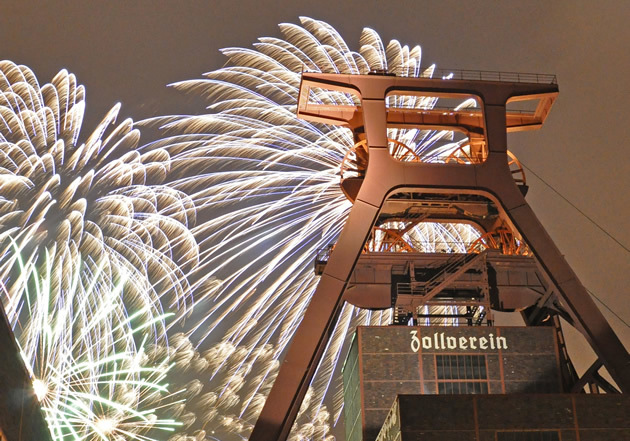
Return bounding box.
[436,354,487,380]
[436,354,489,394]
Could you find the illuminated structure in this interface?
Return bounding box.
[250,69,630,440]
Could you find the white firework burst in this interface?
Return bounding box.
[0,60,218,439]
[0,60,205,323]
[144,17,482,439]
[10,249,186,440]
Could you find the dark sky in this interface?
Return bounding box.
[3,0,629,377]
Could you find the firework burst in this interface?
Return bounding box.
[0,60,205,323]
[143,17,482,439]
[15,255,183,440]
[0,60,219,440]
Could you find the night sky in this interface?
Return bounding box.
[3,0,629,389]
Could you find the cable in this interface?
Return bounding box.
[521,162,630,255]
[588,288,630,329]
[521,161,630,329]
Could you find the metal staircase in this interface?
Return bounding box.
[394,252,490,325]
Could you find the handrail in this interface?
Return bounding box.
[384,104,537,115]
[396,252,483,297]
[416,67,557,85]
[303,67,558,85]
[316,243,479,263]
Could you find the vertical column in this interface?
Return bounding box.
[362,99,388,149]
[483,103,508,154]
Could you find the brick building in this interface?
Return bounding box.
[343,325,629,441]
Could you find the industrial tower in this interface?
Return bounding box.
[250,70,630,441]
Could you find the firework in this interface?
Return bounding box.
[0,60,218,440]
[13,253,184,440]
[143,17,482,439]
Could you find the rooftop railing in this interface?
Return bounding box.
[356,67,558,85]
[420,67,557,84]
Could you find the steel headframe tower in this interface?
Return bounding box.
[249,70,630,441]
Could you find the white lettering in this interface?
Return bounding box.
[410,330,420,353]
[407,331,508,352]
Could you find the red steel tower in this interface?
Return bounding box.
[250,69,630,441]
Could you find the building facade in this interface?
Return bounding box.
[376,394,630,441]
[343,326,564,441]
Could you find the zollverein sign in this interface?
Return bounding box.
[409,330,508,352]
